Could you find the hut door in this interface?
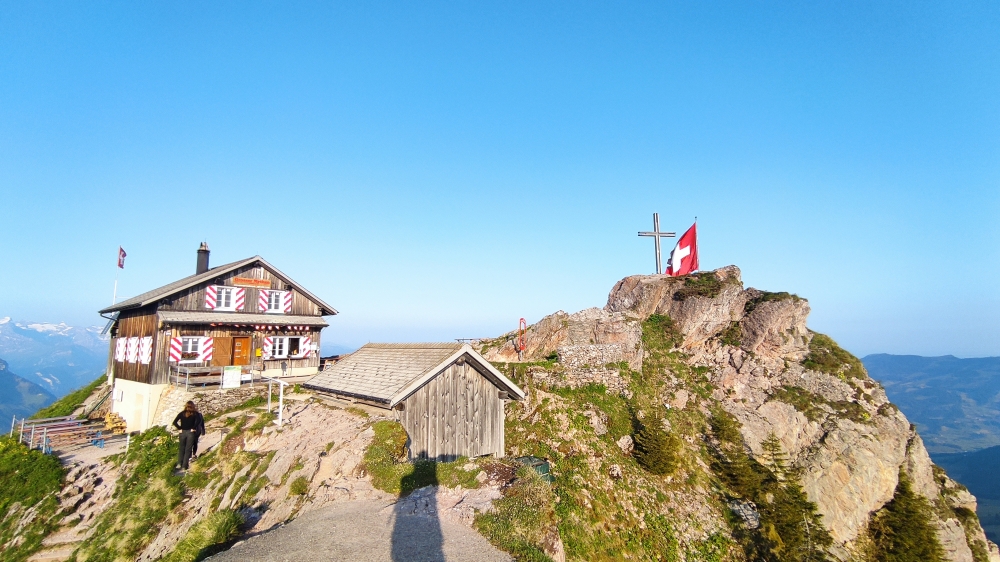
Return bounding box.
[232,337,251,366]
[212,337,233,366]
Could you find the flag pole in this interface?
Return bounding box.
[112,247,122,304]
[694,216,699,273]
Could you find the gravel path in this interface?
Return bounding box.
[206,499,512,562]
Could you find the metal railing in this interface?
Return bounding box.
[8,415,108,453]
[169,365,263,392]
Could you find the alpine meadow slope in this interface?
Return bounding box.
[476,266,999,562]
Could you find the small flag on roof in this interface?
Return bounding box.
[118,247,127,269]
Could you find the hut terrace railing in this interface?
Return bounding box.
[169,365,264,392]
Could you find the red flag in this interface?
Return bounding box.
[118,247,127,269]
[666,223,698,276]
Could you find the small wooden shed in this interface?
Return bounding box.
[304,343,525,460]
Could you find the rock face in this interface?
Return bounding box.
[480,266,1000,561]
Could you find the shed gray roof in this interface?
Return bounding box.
[157,311,329,327]
[304,343,525,407]
[99,256,337,316]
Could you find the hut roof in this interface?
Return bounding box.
[99,256,338,316]
[303,343,525,407]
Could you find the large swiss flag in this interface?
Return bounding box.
[666,223,698,276]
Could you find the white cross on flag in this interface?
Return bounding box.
[666,223,698,276]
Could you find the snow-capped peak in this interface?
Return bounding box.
[15,322,74,336]
[0,317,10,325]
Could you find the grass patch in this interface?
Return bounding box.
[31,376,105,419]
[160,509,243,562]
[475,467,558,562]
[744,291,801,315]
[71,426,184,562]
[0,436,65,562]
[289,476,309,496]
[345,406,370,418]
[802,332,866,381]
[673,272,724,301]
[643,314,682,351]
[363,421,480,495]
[771,386,871,424]
[718,322,742,347]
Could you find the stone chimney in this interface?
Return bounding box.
[196,242,210,274]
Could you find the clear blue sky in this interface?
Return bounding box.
[1,2,998,357]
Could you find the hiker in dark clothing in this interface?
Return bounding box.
[172,401,204,470]
[191,409,206,458]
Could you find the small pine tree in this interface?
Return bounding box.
[634,417,680,475]
[761,433,791,481]
[867,473,946,562]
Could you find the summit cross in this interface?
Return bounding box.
[638,212,676,275]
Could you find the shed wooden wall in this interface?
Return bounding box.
[159,264,322,315]
[397,362,506,461]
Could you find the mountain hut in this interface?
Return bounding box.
[98,244,337,431]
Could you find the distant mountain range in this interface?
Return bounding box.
[0,358,55,421]
[862,354,1000,454]
[0,317,109,397]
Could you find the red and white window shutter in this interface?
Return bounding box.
[115,338,127,362]
[261,337,273,359]
[139,336,153,365]
[205,285,218,309]
[258,290,270,312]
[126,337,140,363]
[199,337,214,362]
[299,336,312,358]
[169,337,183,362]
[282,291,293,313]
[234,287,246,311]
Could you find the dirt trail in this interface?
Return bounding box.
[206,499,511,562]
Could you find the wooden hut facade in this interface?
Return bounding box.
[304,343,525,460]
[99,244,336,430]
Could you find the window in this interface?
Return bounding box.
[180,337,201,362]
[272,336,286,358]
[271,336,304,358]
[265,290,284,313]
[216,287,234,310]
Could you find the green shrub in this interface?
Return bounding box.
[633,417,680,476]
[160,509,243,562]
[0,437,65,562]
[802,333,866,380]
[865,473,945,562]
[31,376,105,419]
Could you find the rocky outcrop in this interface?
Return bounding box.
[491,265,999,561]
